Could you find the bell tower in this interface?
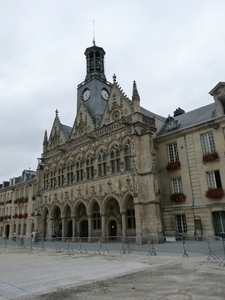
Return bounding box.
[85,43,106,81]
[77,42,112,126]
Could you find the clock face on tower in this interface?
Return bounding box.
[83,89,90,101]
[101,88,109,100]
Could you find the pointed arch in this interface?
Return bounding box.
[101,194,121,213]
[61,201,72,218]
[49,203,62,219]
[121,191,134,211]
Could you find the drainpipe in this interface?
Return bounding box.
[184,134,196,221]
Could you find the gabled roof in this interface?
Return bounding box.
[156,103,215,138]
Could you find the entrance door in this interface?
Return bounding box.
[81,220,88,237]
[67,220,72,238]
[212,212,225,238]
[109,220,117,238]
[5,225,10,238]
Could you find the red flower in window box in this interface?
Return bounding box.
[23,213,28,219]
[166,161,181,172]
[205,187,224,199]
[170,193,186,203]
[18,213,23,219]
[203,151,219,163]
[31,212,35,216]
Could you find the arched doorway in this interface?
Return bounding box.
[81,220,88,237]
[67,220,72,238]
[109,220,117,238]
[5,224,10,238]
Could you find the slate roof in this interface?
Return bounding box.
[156,103,216,138]
[61,124,72,140]
[140,106,166,122]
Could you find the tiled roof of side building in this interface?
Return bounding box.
[155,103,215,138]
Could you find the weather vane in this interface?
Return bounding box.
[93,20,95,46]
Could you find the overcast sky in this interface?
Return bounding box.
[1,0,225,183]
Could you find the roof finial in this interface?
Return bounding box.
[55,109,58,116]
[113,74,117,83]
[93,20,95,46]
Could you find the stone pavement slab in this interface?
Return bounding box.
[1,248,225,300]
[0,248,150,299]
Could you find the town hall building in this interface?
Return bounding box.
[1,43,225,240]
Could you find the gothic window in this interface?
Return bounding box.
[93,203,101,230]
[86,157,94,179]
[110,148,121,174]
[50,170,56,188]
[201,131,215,154]
[44,173,49,190]
[76,161,83,182]
[168,143,179,162]
[207,170,222,188]
[127,209,136,229]
[124,145,131,171]
[58,168,64,186]
[172,177,183,193]
[98,152,107,176]
[176,214,187,234]
[67,165,73,184]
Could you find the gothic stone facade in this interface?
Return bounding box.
[1,44,225,240]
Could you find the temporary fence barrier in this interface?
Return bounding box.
[1,235,225,265]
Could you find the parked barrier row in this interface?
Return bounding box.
[1,235,225,266]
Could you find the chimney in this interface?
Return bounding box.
[174,107,185,117]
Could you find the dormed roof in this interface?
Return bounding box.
[156,103,215,138]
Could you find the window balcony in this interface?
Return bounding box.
[203,151,219,164]
[166,161,181,172]
[205,187,224,199]
[170,192,186,203]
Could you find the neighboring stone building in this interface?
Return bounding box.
[0,43,225,239]
[0,170,37,238]
[156,82,225,238]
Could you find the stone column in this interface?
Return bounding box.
[62,217,66,241]
[101,213,106,238]
[9,221,14,238]
[122,211,127,237]
[72,216,76,239]
[88,214,92,242]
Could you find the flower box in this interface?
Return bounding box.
[166,161,181,172]
[203,151,219,163]
[170,192,186,203]
[31,212,35,216]
[23,213,28,219]
[205,187,224,199]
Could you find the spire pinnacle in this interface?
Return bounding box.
[132,81,139,97]
[132,81,140,112]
